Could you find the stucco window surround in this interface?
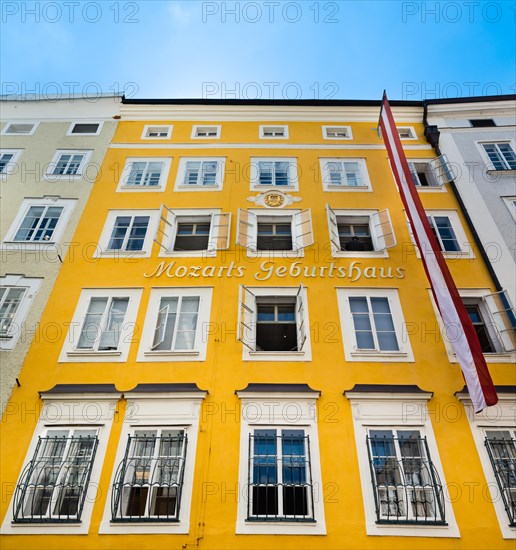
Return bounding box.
[117,157,172,192]
[407,159,447,191]
[137,287,213,362]
[174,157,226,191]
[191,125,221,139]
[96,210,160,258]
[59,288,142,363]
[0,149,23,179]
[319,158,372,192]
[502,197,516,221]
[476,141,516,172]
[1,122,39,136]
[235,384,326,535]
[259,125,289,139]
[396,126,417,140]
[45,150,93,180]
[99,384,207,535]
[322,125,353,140]
[66,122,104,136]
[2,197,77,251]
[456,387,516,539]
[141,125,173,139]
[344,385,460,538]
[249,157,299,191]
[1,384,120,535]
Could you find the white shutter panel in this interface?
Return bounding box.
[207,212,231,251]
[371,209,397,250]
[326,204,341,253]
[295,283,307,351]
[238,285,256,351]
[431,154,454,185]
[293,209,314,250]
[483,290,516,352]
[236,209,257,251]
[151,304,169,350]
[154,204,176,251]
[407,162,421,186]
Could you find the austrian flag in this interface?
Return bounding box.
[378,92,498,413]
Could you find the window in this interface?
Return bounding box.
[237,285,311,361]
[408,161,440,187]
[100,384,206,534]
[345,386,459,537]
[481,143,516,171]
[0,149,22,176]
[322,126,352,139]
[67,122,102,136]
[155,207,230,256]
[337,288,414,362]
[47,150,91,178]
[502,197,516,221]
[236,385,326,535]
[191,125,220,139]
[13,428,99,523]
[142,125,172,139]
[137,288,213,362]
[3,197,76,247]
[327,206,396,256]
[174,157,225,190]
[111,429,187,521]
[59,288,142,363]
[260,125,288,139]
[456,387,515,538]
[250,158,298,190]
[2,122,38,135]
[320,158,371,191]
[119,158,171,190]
[397,127,417,139]
[237,209,313,256]
[0,275,42,350]
[469,119,496,127]
[97,210,159,257]
[427,214,461,252]
[2,385,119,535]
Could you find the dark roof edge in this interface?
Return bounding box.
[425,94,516,105]
[122,98,422,107]
[40,384,119,396]
[125,383,207,394]
[236,383,320,394]
[345,384,431,394]
[455,385,516,396]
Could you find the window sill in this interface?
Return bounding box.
[415,186,446,192]
[144,350,200,357]
[251,185,298,191]
[43,174,82,181]
[158,250,216,258]
[98,250,148,257]
[333,250,389,259]
[67,350,122,357]
[246,517,316,523]
[246,249,304,259]
[450,352,515,363]
[249,351,305,357]
[119,185,164,191]
[349,350,410,361]
[487,169,516,174]
[176,184,222,191]
[325,184,371,192]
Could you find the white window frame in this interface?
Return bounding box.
[117,157,172,192]
[407,159,446,191]
[319,158,372,192]
[477,141,516,172]
[191,125,221,139]
[174,157,225,191]
[141,125,173,140]
[137,287,213,362]
[238,285,312,362]
[96,210,160,258]
[397,126,417,140]
[250,157,299,191]
[327,207,395,258]
[66,121,103,136]
[337,288,414,362]
[99,387,206,534]
[456,391,516,539]
[429,288,516,363]
[59,288,142,363]
[237,208,313,258]
[1,122,38,136]
[0,149,23,180]
[502,196,516,221]
[45,150,92,180]
[0,275,42,350]
[155,207,231,258]
[2,197,76,250]
[259,125,289,139]
[1,388,120,535]
[235,390,326,535]
[322,125,353,140]
[344,388,460,537]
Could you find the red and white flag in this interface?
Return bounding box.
[378,92,497,412]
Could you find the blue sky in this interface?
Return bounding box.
[1,0,515,100]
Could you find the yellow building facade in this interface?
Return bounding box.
[1,99,514,549]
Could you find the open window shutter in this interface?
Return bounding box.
[236,209,257,250]
[295,283,307,351]
[431,154,454,185]
[151,304,169,350]
[293,209,314,250]
[208,212,231,251]
[154,204,176,251]
[238,285,256,350]
[326,204,341,253]
[371,209,397,250]
[407,162,421,186]
[483,290,516,352]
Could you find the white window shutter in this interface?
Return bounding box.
[208,212,231,251]
[326,204,341,253]
[154,204,176,251]
[293,209,314,250]
[431,154,455,185]
[151,304,169,350]
[296,283,307,351]
[407,162,421,186]
[238,285,256,350]
[483,290,516,352]
[236,209,257,250]
[371,209,397,250]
